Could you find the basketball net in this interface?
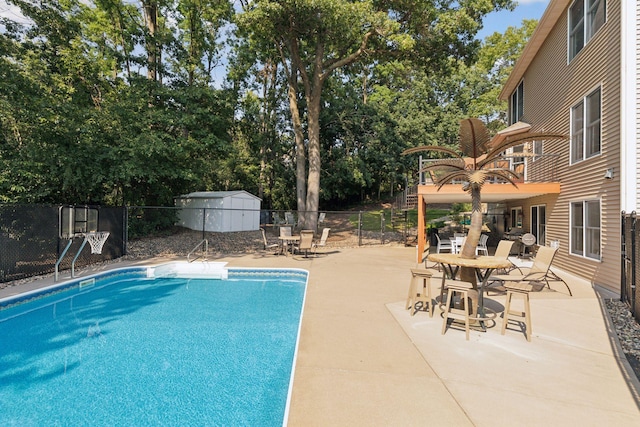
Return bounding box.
[84,232,110,254]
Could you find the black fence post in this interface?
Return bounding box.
[202,208,206,241]
[622,211,627,304]
[124,206,129,256]
[632,211,637,317]
[358,211,363,246]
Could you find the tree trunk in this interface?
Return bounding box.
[286,77,306,221]
[143,1,158,82]
[303,90,321,231]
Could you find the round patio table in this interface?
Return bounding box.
[278,235,300,255]
[427,253,512,330]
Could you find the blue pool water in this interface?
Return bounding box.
[0,267,307,426]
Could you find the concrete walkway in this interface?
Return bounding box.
[2,246,640,426]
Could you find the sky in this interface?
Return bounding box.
[477,0,550,40]
[0,0,550,85]
[0,0,550,35]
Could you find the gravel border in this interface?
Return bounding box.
[604,299,640,381]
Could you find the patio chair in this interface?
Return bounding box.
[285,211,296,227]
[452,236,465,254]
[295,230,314,258]
[260,228,279,254]
[312,228,330,255]
[493,240,522,274]
[434,233,453,254]
[488,245,572,296]
[280,226,292,237]
[272,212,283,225]
[475,234,489,256]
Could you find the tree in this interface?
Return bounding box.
[402,118,566,285]
[0,0,234,206]
[457,19,539,132]
[236,0,515,229]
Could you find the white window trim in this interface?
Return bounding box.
[570,84,602,165]
[569,198,602,261]
[509,80,524,125]
[510,206,523,229]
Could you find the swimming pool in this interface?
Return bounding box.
[0,263,308,426]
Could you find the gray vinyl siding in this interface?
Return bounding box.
[509,0,621,290]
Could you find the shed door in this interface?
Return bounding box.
[230,196,245,231]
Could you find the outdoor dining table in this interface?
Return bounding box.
[278,235,300,255]
[427,253,512,330]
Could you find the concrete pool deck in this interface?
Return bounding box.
[2,246,640,426]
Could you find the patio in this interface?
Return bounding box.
[2,246,639,425]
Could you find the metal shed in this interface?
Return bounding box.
[175,191,261,232]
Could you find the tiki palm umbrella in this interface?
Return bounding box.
[403,118,567,285]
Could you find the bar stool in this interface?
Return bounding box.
[406,268,436,317]
[441,281,477,340]
[501,281,534,341]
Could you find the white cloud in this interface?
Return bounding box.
[517,0,550,4]
[0,1,30,24]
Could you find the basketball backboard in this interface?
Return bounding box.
[59,206,99,239]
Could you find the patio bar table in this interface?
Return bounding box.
[427,253,512,330]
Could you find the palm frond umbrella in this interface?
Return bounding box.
[403,118,567,285]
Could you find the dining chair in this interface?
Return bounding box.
[475,234,489,256]
[279,226,292,237]
[312,228,330,255]
[434,234,452,254]
[295,230,314,257]
[260,228,279,254]
[453,236,465,254]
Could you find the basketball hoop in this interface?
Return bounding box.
[84,232,110,254]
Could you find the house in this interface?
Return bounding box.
[414,0,633,292]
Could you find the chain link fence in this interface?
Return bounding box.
[0,205,125,283]
[124,208,410,258]
[1,205,413,284]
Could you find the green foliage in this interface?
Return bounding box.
[348,207,451,232]
[0,0,234,207]
[127,207,179,239]
[0,0,528,213]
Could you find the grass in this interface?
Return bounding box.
[348,208,451,232]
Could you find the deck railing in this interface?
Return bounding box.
[417,153,561,185]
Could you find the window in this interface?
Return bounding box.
[571,87,601,163]
[569,0,606,60]
[570,200,600,260]
[509,80,524,125]
[531,205,546,245]
[532,140,543,162]
[511,145,525,176]
[533,140,543,156]
[510,207,523,229]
